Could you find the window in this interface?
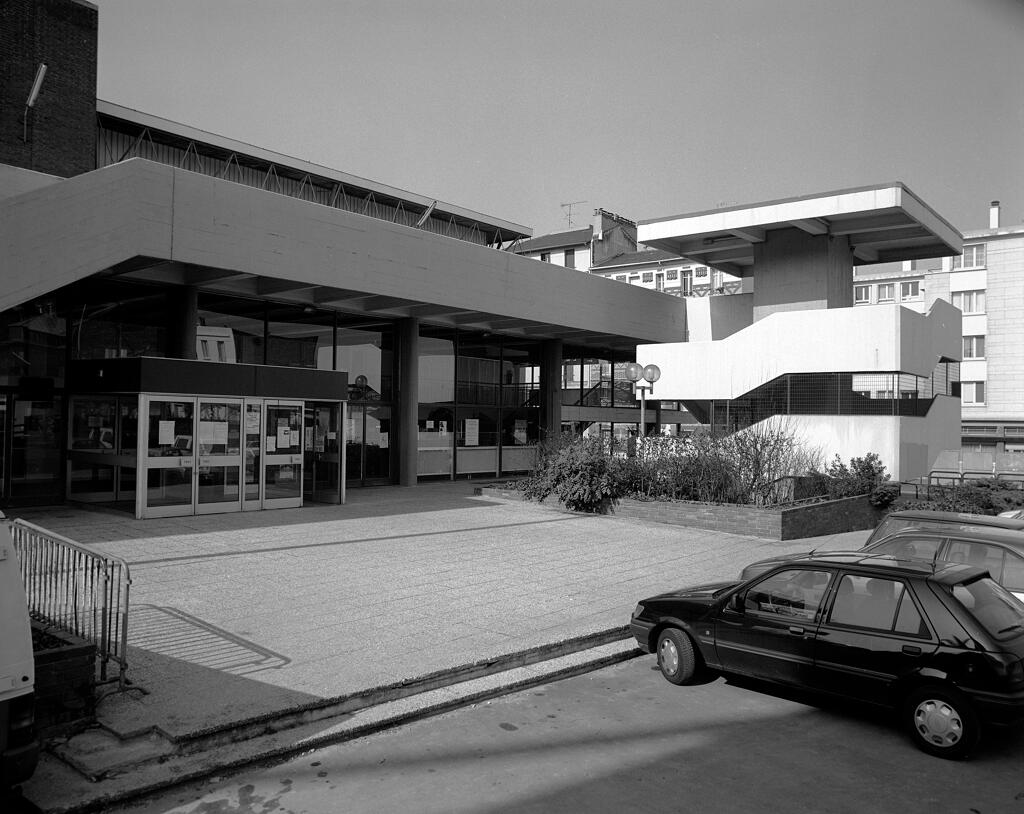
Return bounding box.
[952,290,986,314]
[666,269,679,281]
[900,280,921,300]
[952,244,986,270]
[827,574,926,635]
[869,535,943,561]
[1002,552,1024,595]
[951,578,1022,640]
[962,381,986,405]
[876,390,894,399]
[695,267,709,279]
[642,272,654,283]
[963,335,986,359]
[744,569,833,622]
[854,285,871,304]
[614,275,627,282]
[540,252,549,263]
[877,283,895,302]
[628,274,640,285]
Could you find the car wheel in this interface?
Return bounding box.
[656,628,698,685]
[903,685,980,759]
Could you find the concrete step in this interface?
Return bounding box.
[25,634,641,814]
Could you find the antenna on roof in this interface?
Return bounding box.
[561,200,587,229]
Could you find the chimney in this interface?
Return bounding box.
[990,200,1000,229]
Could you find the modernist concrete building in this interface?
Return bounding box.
[0,0,692,517]
[635,185,964,480]
[853,200,1024,477]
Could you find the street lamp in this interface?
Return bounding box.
[624,362,661,437]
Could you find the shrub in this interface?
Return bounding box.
[521,434,616,513]
[868,482,901,508]
[900,479,1024,515]
[816,452,889,499]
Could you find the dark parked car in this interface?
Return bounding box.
[864,527,1024,602]
[739,510,1024,582]
[631,552,1024,759]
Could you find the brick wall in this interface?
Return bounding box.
[477,486,883,541]
[0,0,98,177]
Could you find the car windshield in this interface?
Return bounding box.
[951,577,1024,640]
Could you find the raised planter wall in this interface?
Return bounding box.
[32,623,97,739]
[477,486,884,541]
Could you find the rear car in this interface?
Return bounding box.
[631,552,1024,759]
[739,509,1024,582]
[0,519,38,788]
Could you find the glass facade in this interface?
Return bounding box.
[415,329,543,478]
[0,278,689,504]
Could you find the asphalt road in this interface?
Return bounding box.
[104,656,1024,814]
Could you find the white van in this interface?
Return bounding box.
[0,518,37,787]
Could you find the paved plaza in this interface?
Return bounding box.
[16,482,869,810]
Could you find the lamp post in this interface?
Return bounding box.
[624,362,661,437]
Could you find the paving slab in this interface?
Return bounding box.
[14,482,869,810]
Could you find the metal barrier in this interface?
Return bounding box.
[9,518,131,688]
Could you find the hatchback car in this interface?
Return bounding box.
[631,552,1024,759]
[739,510,1024,582]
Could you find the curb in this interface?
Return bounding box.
[28,631,641,814]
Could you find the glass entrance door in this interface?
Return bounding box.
[263,400,303,509]
[304,402,342,504]
[242,400,263,511]
[346,404,392,486]
[195,398,243,514]
[140,396,195,519]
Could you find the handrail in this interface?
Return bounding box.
[9,518,131,688]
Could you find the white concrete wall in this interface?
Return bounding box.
[639,301,960,401]
[783,395,959,481]
[0,165,62,200]
[685,294,753,341]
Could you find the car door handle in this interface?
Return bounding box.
[902,645,922,656]
[788,626,806,636]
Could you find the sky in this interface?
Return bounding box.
[91,0,1024,238]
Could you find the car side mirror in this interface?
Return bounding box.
[731,593,745,613]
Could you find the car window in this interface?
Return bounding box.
[744,569,832,622]
[827,574,925,635]
[946,541,1004,577]
[867,517,916,543]
[951,578,1024,640]
[868,535,943,560]
[1002,552,1024,594]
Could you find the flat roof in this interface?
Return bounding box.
[96,100,532,241]
[638,183,962,273]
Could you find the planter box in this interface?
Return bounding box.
[31,622,97,739]
[476,486,884,541]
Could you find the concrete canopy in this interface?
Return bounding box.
[638,183,963,277]
[0,159,686,353]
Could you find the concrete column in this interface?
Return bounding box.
[168,286,199,360]
[751,228,854,321]
[540,339,563,439]
[397,317,420,486]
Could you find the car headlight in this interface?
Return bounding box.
[632,603,645,619]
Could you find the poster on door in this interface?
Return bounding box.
[463,418,479,446]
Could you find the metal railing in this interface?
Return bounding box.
[9,518,131,688]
